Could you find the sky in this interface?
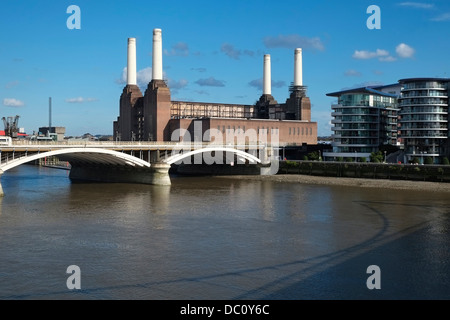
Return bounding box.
[1,0,449,137]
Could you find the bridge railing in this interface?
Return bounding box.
[9,140,277,149]
[0,151,29,166]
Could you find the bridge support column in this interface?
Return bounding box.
[150,162,171,186]
[259,146,279,176]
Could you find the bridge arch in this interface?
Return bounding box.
[164,147,262,165]
[0,148,150,172]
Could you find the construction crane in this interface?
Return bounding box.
[2,115,20,138]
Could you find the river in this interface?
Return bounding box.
[0,164,449,300]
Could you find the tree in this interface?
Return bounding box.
[443,157,450,165]
[370,151,383,163]
[307,151,320,161]
[424,157,433,165]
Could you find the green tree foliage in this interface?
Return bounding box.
[370,151,383,163]
[411,157,420,164]
[307,151,320,161]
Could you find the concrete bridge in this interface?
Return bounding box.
[0,141,275,196]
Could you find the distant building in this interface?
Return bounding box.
[38,126,66,142]
[398,78,449,164]
[323,84,401,161]
[114,29,318,146]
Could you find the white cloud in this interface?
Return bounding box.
[191,67,206,73]
[379,56,397,62]
[263,34,325,51]
[398,2,434,9]
[164,42,189,56]
[431,13,450,21]
[219,44,258,60]
[353,44,414,62]
[221,43,241,60]
[3,98,24,107]
[117,67,128,84]
[136,67,153,85]
[195,77,225,87]
[396,43,415,58]
[312,111,333,137]
[352,49,389,60]
[168,79,188,89]
[5,80,19,89]
[65,97,98,103]
[248,78,285,90]
[117,67,158,87]
[344,69,362,77]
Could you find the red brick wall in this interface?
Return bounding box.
[168,118,317,145]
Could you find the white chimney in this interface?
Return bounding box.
[127,38,137,85]
[294,48,303,86]
[263,54,271,95]
[152,28,163,80]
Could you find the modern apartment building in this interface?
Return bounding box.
[398,78,449,164]
[323,84,401,161]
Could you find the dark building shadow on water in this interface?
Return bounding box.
[258,222,450,300]
[246,206,450,300]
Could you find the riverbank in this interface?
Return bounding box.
[219,174,450,193]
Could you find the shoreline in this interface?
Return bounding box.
[217,174,450,192]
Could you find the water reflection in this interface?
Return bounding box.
[0,165,449,299]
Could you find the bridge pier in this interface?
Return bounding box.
[150,162,171,185]
[69,162,171,186]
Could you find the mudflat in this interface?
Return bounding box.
[219,174,450,193]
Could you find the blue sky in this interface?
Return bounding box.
[1,0,449,137]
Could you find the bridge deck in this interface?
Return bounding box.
[1,141,271,152]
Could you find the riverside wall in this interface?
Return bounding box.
[278,160,450,183]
